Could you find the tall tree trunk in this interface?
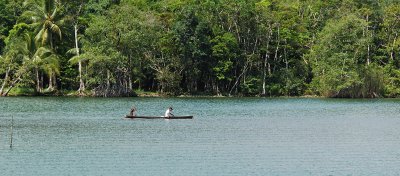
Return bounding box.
[391,34,397,61]
[367,45,370,65]
[40,73,44,92]
[284,40,289,96]
[262,30,272,95]
[274,25,280,62]
[366,14,370,65]
[262,53,268,95]
[36,68,40,92]
[75,25,85,94]
[78,61,84,92]
[52,74,57,90]
[216,84,221,96]
[106,69,110,97]
[47,72,54,91]
[128,74,132,91]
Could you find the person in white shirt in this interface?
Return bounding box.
[130,106,137,116]
[165,107,174,118]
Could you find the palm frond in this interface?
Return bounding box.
[68,55,83,65]
[23,55,31,63]
[23,33,35,53]
[21,0,46,20]
[57,19,65,26]
[33,47,52,59]
[32,55,43,66]
[33,3,47,18]
[51,6,57,19]
[50,24,62,40]
[44,54,60,75]
[45,0,56,15]
[41,29,49,46]
[35,28,45,46]
[66,48,78,55]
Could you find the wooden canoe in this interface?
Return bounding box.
[125,115,193,119]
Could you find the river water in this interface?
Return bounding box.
[1,97,400,175]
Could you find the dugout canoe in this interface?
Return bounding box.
[125,115,193,119]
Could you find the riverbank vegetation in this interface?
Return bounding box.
[1,0,400,98]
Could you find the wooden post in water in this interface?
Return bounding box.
[10,116,13,148]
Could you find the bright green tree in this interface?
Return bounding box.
[308,14,379,97]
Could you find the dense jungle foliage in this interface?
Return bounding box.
[1,0,400,97]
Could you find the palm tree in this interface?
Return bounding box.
[41,51,59,91]
[17,32,57,93]
[31,46,58,92]
[20,0,62,91]
[21,0,62,48]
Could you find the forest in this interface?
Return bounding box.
[1,0,400,97]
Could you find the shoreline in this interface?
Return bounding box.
[3,89,322,98]
[3,92,391,99]
[2,88,389,98]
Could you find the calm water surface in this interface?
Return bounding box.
[1,97,400,175]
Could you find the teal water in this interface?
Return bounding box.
[1,97,400,175]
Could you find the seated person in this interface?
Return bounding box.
[164,107,174,118]
[130,106,137,116]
